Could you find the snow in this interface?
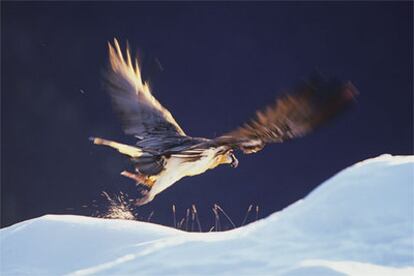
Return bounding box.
[1,154,413,275]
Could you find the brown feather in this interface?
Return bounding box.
[215,73,358,153]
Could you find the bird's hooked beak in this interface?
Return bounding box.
[229,152,239,168]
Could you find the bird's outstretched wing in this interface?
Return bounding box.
[214,73,358,153]
[105,39,186,139]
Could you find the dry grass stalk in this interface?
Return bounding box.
[241,204,253,226]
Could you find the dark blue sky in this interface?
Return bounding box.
[2,2,412,229]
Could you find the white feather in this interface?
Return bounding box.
[151,148,221,195]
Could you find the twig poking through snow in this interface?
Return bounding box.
[241,204,253,226]
[147,211,154,222]
[215,204,236,229]
[178,218,185,229]
[185,209,190,231]
[172,205,176,228]
[212,205,221,232]
[192,205,202,232]
[191,208,195,232]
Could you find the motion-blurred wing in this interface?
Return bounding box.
[215,73,358,153]
[106,39,186,139]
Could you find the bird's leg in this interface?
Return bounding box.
[121,170,143,182]
[120,171,155,188]
[134,194,154,206]
[121,171,155,205]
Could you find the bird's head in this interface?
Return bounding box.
[215,149,238,168]
[229,151,239,168]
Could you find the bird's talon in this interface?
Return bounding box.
[137,183,150,196]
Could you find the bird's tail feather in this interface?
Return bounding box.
[90,137,149,158]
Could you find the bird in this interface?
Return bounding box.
[91,39,358,206]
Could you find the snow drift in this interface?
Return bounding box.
[1,154,413,275]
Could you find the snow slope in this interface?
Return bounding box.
[1,154,413,275]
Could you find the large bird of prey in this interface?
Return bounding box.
[91,39,357,206]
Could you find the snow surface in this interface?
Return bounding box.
[1,154,413,275]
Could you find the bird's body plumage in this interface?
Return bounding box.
[93,136,232,204]
[152,146,228,195]
[92,39,357,205]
